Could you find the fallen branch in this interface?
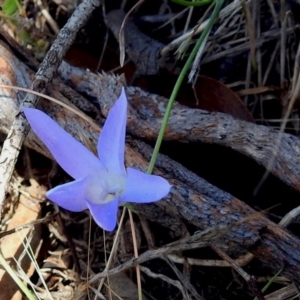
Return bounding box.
[58,62,300,194]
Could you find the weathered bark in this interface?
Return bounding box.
[58,62,300,193]
[1,42,300,284]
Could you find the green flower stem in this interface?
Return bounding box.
[0,251,37,300]
[171,0,212,6]
[253,269,282,300]
[147,0,224,174]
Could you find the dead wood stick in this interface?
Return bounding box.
[0,0,101,218]
[1,46,300,284]
[57,62,300,193]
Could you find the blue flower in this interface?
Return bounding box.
[24,88,171,231]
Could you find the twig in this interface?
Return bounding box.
[89,224,230,282]
[139,266,189,299]
[160,0,247,56]
[163,256,202,300]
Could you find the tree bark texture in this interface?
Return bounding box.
[58,62,300,193]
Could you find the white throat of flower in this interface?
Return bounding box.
[85,170,126,204]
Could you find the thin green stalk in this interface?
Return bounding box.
[0,251,37,300]
[147,0,224,174]
[171,0,212,6]
[253,269,282,300]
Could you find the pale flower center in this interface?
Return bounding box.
[85,170,126,204]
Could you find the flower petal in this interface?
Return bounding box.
[98,88,127,175]
[24,108,103,179]
[122,168,171,203]
[47,179,88,212]
[86,198,119,231]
